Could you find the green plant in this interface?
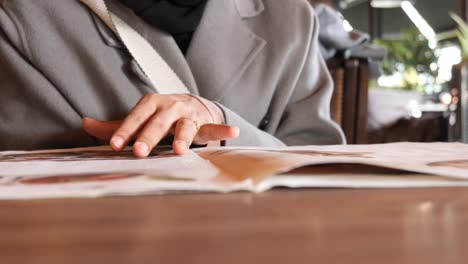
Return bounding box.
[450,12,468,61]
[374,28,439,93]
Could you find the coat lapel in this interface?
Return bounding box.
[96,0,200,94]
[186,0,266,101]
[84,0,265,98]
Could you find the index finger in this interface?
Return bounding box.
[110,95,158,151]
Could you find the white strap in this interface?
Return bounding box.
[80,0,190,95]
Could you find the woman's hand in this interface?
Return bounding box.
[82,93,240,157]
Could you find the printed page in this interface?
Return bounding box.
[0,146,242,200]
[195,143,468,187]
[258,164,468,191]
[0,143,467,200]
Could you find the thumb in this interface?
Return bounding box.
[82,117,122,141]
[195,124,240,145]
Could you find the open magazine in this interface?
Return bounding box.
[0,142,467,200]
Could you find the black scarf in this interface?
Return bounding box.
[120,0,208,54]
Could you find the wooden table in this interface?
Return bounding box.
[1,188,468,264]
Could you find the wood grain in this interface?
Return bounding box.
[1,188,468,264]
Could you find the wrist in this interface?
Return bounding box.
[198,97,225,125]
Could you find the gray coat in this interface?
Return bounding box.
[0,0,345,150]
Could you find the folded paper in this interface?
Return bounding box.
[0,143,467,200]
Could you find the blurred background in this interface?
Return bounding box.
[308,0,468,145]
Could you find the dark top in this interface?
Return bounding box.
[120,0,208,54]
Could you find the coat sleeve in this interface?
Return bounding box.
[0,7,93,150]
[220,6,345,147]
[218,104,287,147]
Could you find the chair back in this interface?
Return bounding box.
[328,58,369,144]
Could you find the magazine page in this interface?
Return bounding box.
[0,146,242,200]
[195,142,468,182]
[0,143,467,200]
[258,164,468,191]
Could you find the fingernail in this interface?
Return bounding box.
[231,127,240,137]
[134,141,149,156]
[111,136,124,149]
[175,140,188,151]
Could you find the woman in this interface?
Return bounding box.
[0,0,345,157]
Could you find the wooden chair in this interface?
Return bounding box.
[327,58,370,144]
[449,63,465,141]
[306,0,370,144]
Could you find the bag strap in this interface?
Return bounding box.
[80,0,190,95]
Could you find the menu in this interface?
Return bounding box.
[0,142,467,200]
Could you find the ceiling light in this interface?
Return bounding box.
[400,1,437,47]
[371,0,408,8]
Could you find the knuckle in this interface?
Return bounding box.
[141,93,159,105]
[127,112,147,124]
[178,119,194,131]
[180,118,193,126]
[138,94,158,110]
[148,93,159,100]
[141,93,153,103]
[168,101,186,112]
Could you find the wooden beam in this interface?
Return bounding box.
[459,0,468,21]
[368,2,382,40]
